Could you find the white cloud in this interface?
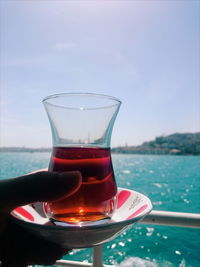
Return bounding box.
[55,42,78,50]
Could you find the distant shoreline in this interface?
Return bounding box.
[1,132,200,156]
[0,147,52,153]
[0,148,199,156]
[0,150,199,156]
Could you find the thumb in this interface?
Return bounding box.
[0,171,82,212]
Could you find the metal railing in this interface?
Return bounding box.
[54,210,200,267]
[140,209,200,228]
[55,246,108,267]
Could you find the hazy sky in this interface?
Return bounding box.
[0,0,199,148]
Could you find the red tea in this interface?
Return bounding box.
[44,147,117,223]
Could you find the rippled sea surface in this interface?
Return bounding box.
[0,152,200,267]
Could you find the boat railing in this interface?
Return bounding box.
[52,210,200,267]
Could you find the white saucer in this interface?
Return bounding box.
[11,188,152,248]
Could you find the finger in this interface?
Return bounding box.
[0,171,82,212]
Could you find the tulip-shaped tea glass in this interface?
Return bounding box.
[43,93,121,224]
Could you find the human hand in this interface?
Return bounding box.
[0,170,82,267]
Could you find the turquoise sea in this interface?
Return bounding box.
[0,152,200,267]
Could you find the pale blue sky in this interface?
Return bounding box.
[0,0,199,147]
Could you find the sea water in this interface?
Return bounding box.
[0,152,199,267]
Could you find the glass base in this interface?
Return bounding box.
[49,216,112,227]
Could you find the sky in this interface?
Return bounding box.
[0,0,199,148]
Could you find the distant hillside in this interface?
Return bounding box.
[112,133,200,155]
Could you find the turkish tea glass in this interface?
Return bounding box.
[43,93,121,224]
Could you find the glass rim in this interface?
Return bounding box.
[42,92,122,110]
